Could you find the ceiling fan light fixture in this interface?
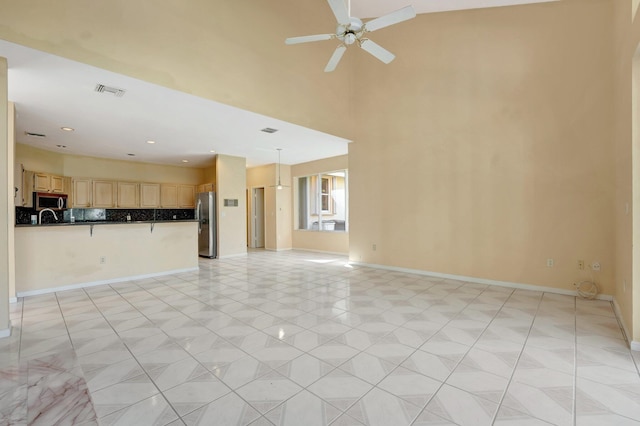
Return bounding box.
[344,33,357,45]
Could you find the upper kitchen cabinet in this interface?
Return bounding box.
[160,184,178,208]
[72,178,92,207]
[197,182,215,193]
[140,183,160,208]
[160,184,195,208]
[178,185,196,208]
[117,182,140,208]
[33,172,65,193]
[93,180,116,208]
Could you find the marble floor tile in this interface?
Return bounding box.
[275,353,335,388]
[307,369,373,412]
[86,374,159,418]
[377,366,441,408]
[265,389,343,426]
[236,371,303,415]
[98,394,178,426]
[4,251,639,426]
[424,384,498,425]
[344,387,423,426]
[162,372,231,416]
[181,391,261,425]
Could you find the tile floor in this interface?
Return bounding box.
[0,250,639,425]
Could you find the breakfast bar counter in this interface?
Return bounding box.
[14,221,199,296]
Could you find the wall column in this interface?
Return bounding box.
[0,57,11,337]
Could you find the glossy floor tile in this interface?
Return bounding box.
[0,250,638,425]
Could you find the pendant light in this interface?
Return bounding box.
[276,148,284,190]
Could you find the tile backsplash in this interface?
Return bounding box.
[16,207,195,225]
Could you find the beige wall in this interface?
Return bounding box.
[611,0,640,345]
[291,155,349,254]
[0,57,9,333]
[350,2,616,294]
[216,154,247,258]
[16,143,205,184]
[15,222,198,294]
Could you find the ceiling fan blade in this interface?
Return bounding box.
[327,0,350,25]
[359,39,395,64]
[285,34,334,45]
[324,45,347,72]
[364,5,416,32]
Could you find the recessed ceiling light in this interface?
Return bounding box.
[261,127,278,134]
[60,127,74,132]
[146,140,155,144]
[56,145,67,148]
[210,150,216,153]
[25,131,46,138]
[182,159,189,163]
[127,153,135,156]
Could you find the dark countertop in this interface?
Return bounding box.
[16,219,199,228]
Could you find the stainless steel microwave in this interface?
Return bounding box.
[34,192,68,211]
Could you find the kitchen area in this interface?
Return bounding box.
[11,144,247,299]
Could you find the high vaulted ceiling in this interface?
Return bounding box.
[1,0,558,168]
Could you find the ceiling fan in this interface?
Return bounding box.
[285,0,416,72]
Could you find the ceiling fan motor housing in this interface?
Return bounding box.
[336,17,363,44]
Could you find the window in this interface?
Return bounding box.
[296,170,347,232]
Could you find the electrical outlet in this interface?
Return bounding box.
[100,256,106,264]
[592,262,601,271]
[578,260,584,270]
[546,258,554,267]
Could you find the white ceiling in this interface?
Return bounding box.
[1,0,557,169]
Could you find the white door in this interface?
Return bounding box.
[251,188,265,248]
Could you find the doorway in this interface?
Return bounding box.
[250,187,265,248]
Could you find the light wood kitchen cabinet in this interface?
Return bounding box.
[72,178,92,207]
[93,180,116,208]
[117,182,139,208]
[140,183,160,208]
[34,173,64,193]
[160,184,178,208]
[22,170,34,207]
[178,185,196,208]
[196,182,214,193]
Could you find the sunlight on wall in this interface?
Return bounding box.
[634,0,640,22]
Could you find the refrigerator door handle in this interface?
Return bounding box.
[196,199,202,234]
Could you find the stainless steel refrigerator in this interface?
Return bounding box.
[196,192,217,258]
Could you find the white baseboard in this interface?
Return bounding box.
[16,267,199,298]
[631,341,640,352]
[349,261,613,301]
[0,322,12,338]
[612,298,633,346]
[264,248,293,252]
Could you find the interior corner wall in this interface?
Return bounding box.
[349,1,616,295]
[216,154,247,258]
[7,101,15,303]
[0,57,10,334]
[613,0,640,345]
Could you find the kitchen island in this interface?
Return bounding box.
[14,220,199,296]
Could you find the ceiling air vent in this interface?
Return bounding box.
[95,84,126,97]
[25,131,46,138]
[261,127,278,134]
